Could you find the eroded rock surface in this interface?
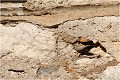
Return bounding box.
[0,22,57,63]
[92,63,120,80]
[0,0,120,80]
[0,15,120,79]
[58,16,120,61]
[24,0,119,10]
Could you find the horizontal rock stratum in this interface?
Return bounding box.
[1,4,119,27]
[0,0,119,16]
[24,0,119,10]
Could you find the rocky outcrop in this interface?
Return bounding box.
[24,0,119,10]
[0,22,57,63]
[0,0,119,16]
[0,0,120,80]
[58,16,120,61]
[93,63,120,80]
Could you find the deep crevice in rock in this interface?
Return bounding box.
[8,69,25,73]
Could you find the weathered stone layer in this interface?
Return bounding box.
[24,0,119,10]
[1,4,119,27]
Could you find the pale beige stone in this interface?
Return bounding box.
[58,16,120,62]
[89,47,111,57]
[95,63,120,80]
[0,0,120,79]
[0,22,56,63]
[24,0,119,10]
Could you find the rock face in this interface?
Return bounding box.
[94,63,120,80]
[24,0,119,10]
[0,22,57,63]
[0,0,120,80]
[58,16,120,61]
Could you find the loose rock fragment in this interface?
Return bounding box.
[89,47,111,57]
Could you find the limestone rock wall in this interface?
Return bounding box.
[24,0,119,10]
[0,0,120,80]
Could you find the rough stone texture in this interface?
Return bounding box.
[0,3,24,16]
[0,0,120,80]
[1,4,119,26]
[24,0,119,10]
[0,3,23,8]
[0,22,57,63]
[0,22,58,79]
[0,0,119,17]
[93,63,120,80]
[58,16,120,62]
[0,55,41,79]
[0,20,119,80]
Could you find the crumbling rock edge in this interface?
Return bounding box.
[1,16,118,77]
[1,15,119,28]
[0,3,119,78]
[24,0,119,10]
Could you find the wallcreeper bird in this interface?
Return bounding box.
[62,33,110,58]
